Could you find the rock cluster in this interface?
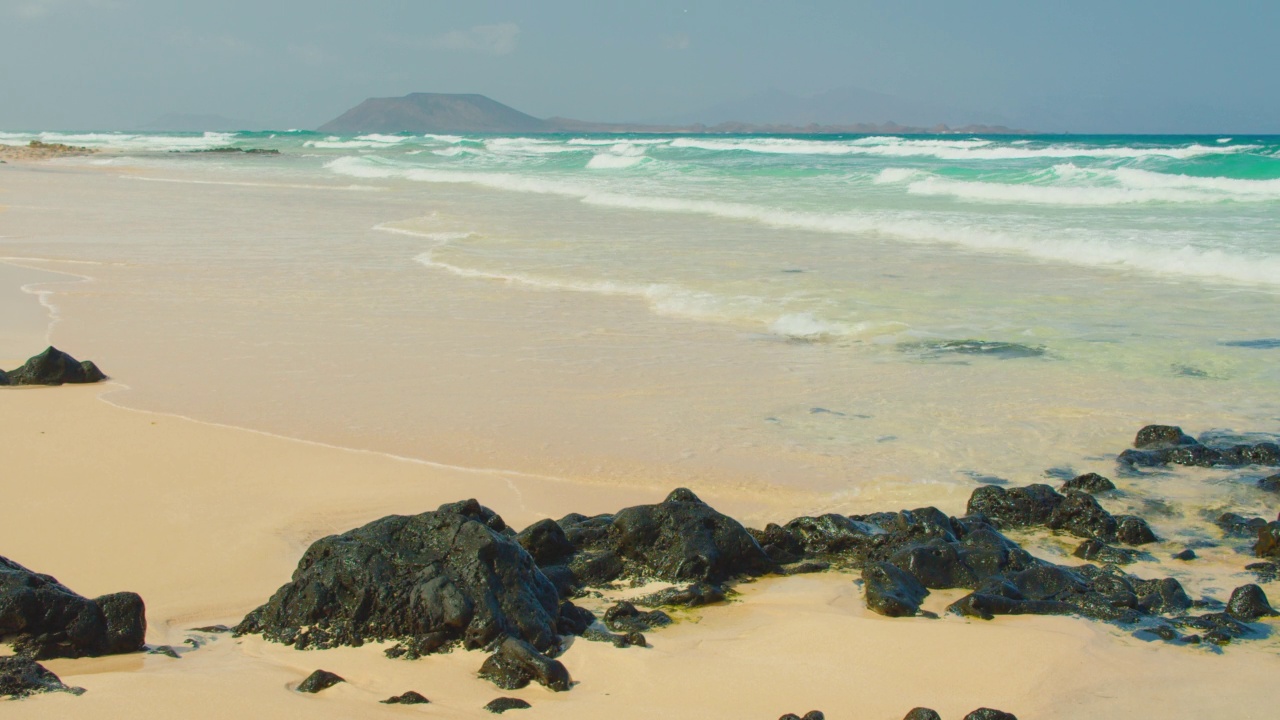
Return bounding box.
[1118,424,1280,468]
[1,346,106,386]
[0,555,146,659]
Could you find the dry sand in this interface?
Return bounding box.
[3,173,1279,718]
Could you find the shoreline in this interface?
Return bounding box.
[3,158,1280,718]
[3,385,1278,719]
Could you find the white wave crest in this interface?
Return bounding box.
[1,131,238,152]
[874,168,925,184]
[668,136,1258,161]
[908,164,1280,206]
[325,156,1280,287]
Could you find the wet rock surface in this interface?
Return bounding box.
[4,346,106,386]
[863,561,929,617]
[485,697,531,713]
[0,656,85,699]
[1119,425,1280,469]
[1225,584,1276,621]
[478,637,572,692]
[296,669,344,693]
[0,555,146,659]
[1061,472,1115,494]
[235,499,564,654]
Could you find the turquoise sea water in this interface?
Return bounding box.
[3,129,1279,500]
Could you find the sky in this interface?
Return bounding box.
[1,0,1277,133]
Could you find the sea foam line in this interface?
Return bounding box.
[332,157,1280,288]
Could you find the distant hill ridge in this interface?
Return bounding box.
[318,93,1027,135]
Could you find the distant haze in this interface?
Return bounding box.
[1,0,1277,133]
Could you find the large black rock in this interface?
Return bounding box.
[966,484,1063,528]
[863,561,929,617]
[1225,584,1276,621]
[236,499,563,653]
[5,346,106,386]
[0,656,85,698]
[949,563,1189,622]
[0,556,146,659]
[1061,473,1115,494]
[1119,426,1280,469]
[609,489,777,583]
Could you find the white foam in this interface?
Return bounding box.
[13,131,239,152]
[907,164,1280,206]
[873,168,925,184]
[669,136,1258,161]
[326,156,1280,287]
[585,145,649,169]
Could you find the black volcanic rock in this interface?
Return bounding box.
[296,669,344,693]
[1045,491,1118,542]
[863,561,929,617]
[515,519,575,566]
[1225,584,1277,620]
[235,499,563,654]
[0,656,85,698]
[1134,425,1198,449]
[485,697,531,714]
[964,710,1018,720]
[5,346,106,385]
[478,637,571,692]
[0,556,146,659]
[603,601,672,633]
[1073,539,1139,565]
[966,484,1063,528]
[903,710,942,720]
[632,582,727,608]
[1061,473,1115,494]
[609,489,777,583]
[1258,473,1280,493]
[381,690,429,704]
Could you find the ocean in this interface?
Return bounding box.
[2,130,1278,520]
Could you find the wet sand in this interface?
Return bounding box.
[3,162,1279,718]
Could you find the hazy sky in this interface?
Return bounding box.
[1,0,1276,132]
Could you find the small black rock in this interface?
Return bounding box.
[190,624,232,633]
[778,713,824,720]
[1172,549,1196,561]
[1225,584,1277,621]
[1259,474,1280,493]
[148,645,181,658]
[485,697,532,713]
[0,656,85,699]
[478,637,571,692]
[1061,473,1115,494]
[904,709,943,720]
[964,709,1018,720]
[381,691,430,704]
[1133,425,1197,449]
[603,601,672,633]
[296,669,345,693]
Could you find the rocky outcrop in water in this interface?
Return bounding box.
[1119,424,1280,468]
[3,346,106,386]
[0,656,85,699]
[235,499,564,654]
[0,555,146,659]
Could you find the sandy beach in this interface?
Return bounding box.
[3,154,1279,719]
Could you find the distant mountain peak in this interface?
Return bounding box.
[318,93,549,134]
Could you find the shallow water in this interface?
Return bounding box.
[1,133,1278,511]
